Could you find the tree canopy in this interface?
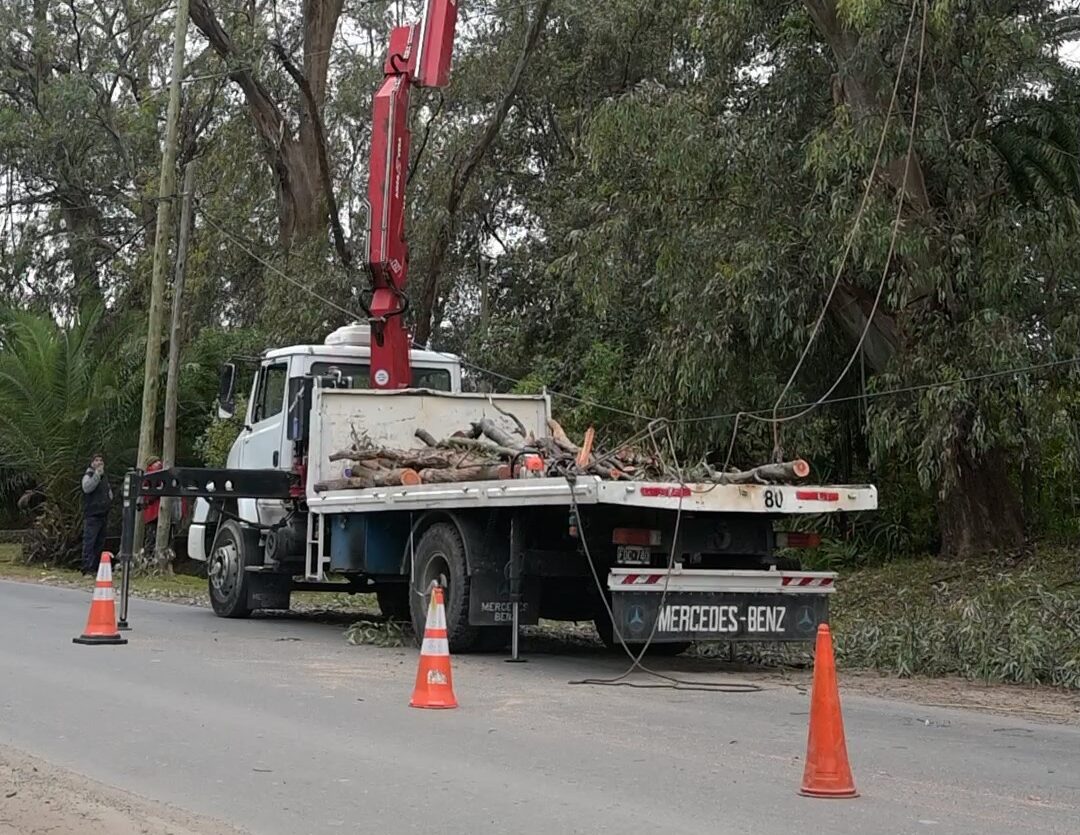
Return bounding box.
[2,0,1079,559]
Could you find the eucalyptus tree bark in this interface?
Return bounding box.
[189,0,344,247]
[413,0,554,346]
[802,0,1025,556]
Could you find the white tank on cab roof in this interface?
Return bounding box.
[324,323,372,347]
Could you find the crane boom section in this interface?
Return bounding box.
[366,0,459,390]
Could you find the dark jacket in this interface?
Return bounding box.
[82,467,112,516]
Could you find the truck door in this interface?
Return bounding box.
[240,361,288,471]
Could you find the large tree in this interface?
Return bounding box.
[188,0,347,247]
[446,0,1080,556]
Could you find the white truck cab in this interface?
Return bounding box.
[186,324,462,561]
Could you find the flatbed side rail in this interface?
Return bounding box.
[306,477,877,515]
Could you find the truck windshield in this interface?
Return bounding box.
[310,362,451,392]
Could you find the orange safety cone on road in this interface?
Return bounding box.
[800,623,856,798]
[409,586,457,709]
[73,552,127,646]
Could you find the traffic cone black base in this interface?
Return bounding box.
[73,634,128,646]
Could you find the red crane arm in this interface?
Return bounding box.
[366,0,459,389]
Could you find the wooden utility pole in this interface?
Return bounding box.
[154,160,196,571]
[134,0,190,556]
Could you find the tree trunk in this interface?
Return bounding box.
[803,0,1028,557]
[938,446,1025,558]
[188,0,341,248]
[58,195,105,311]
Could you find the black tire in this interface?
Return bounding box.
[594,602,691,657]
[207,520,253,618]
[376,586,411,621]
[408,523,485,653]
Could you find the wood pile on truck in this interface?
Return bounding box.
[314,407,812,493]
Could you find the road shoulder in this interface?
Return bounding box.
[0,743,247,835]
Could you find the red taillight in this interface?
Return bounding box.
[612,528,662,546]
[641,486,691,498]
[777,531,821,548]
[796,490,839,502]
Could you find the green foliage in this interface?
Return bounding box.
[0,306,141,561]
[177,328,266,465]
[344,618,411,648]
[2,0,1080,565]
[837,571,1080,688]
[194,397,247,469]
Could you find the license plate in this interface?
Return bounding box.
[616,545,651,565]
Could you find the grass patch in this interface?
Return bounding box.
[0,542,207,601]
[0,541,379,612]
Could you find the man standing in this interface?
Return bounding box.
[81,453,112,575]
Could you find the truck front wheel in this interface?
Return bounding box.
[408,523,483,653]
[208,520,253,618]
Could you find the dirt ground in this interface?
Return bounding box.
[839,669,1080,723]
[0,745,245,835]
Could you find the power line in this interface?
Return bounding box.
[201,211,369,323]
[769,0,921,424]
[416,340,1080,427]
[200,215,1078,432]
[767,0,931,445]
[679,356,1080,426]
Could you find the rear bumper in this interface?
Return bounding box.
[609,568,834,642]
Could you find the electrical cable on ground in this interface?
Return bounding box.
[566,422,763,694]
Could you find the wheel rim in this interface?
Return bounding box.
[417,551,450,616]
[209,537,240,599]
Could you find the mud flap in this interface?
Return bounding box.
[611,592,828,643]
[246,573,292,610]
[468,572,541,627]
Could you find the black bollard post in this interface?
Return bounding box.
[116,468,140,631]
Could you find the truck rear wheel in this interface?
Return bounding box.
[408,523,484,653]
[208,520,253,618]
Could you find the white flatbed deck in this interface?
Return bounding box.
[306,476,878,515]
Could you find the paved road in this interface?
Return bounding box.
[1,580,1077,834]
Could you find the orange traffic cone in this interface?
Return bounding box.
[800,624,856,798]
[409,586,457,709]
[73,552,127,646]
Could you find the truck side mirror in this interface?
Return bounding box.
[217,362,237,419]
[287,377,313,442]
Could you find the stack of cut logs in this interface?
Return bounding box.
[313,414,810,493]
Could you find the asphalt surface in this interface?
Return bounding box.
[1,580,1078,835]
